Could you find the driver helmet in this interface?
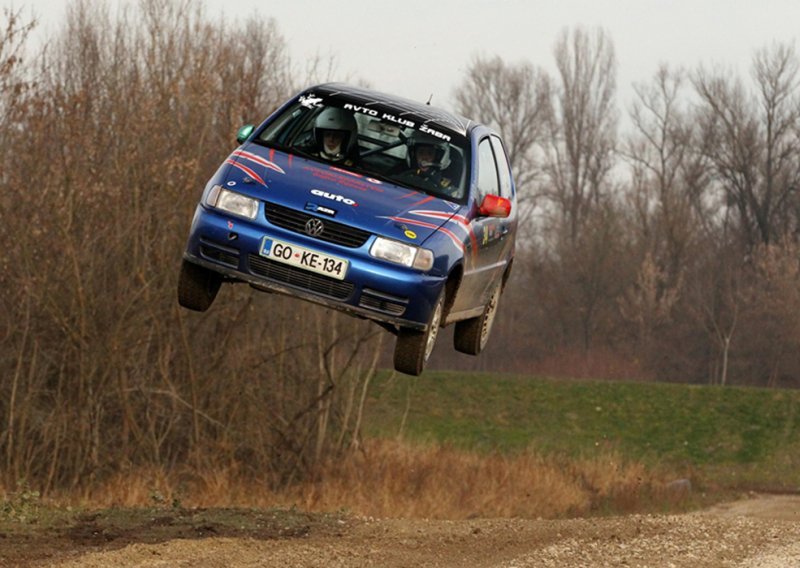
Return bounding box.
[313,107,358,162]
[407,130,451,171]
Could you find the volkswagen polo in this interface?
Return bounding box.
[178,83,517,375]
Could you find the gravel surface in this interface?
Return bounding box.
[52,494,800,568]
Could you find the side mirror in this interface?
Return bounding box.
[478,194,511,218]
[236,124,255,144]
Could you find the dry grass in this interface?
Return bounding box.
[42,440,679,519]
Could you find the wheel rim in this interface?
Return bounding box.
[424,298,443,361]
[480,286,500,349]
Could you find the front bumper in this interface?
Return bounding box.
[183,205,446,330]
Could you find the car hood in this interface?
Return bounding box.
[223,145,465,244]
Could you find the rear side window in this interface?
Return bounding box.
[490,136,513,198]
[477,138,499,200]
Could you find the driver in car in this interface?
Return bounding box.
[395,131,458,198]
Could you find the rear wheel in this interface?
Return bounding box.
[453,279,502,355]
[393,291,445,376]
[177,259,222,312]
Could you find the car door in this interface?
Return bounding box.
[488,135,516,263]
[452,135,513,315]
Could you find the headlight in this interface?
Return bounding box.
[370,237,434,271]
[205,185,258,220]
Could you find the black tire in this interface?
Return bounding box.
[453,279,502,355]
[177,259,222,312]
[393,291,445,376]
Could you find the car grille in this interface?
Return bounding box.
[248,254,354,300]
[264,202,371,248]
[359,288,408,316]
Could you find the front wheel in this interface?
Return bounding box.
[393,291,445,376]
[453,279,502,355]
[177,259,222,312]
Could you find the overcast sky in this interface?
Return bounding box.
[8,0,800,112]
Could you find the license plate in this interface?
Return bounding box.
[259,237,348,280]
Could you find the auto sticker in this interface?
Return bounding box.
[305,202,337,217]
[299,94,323,108]
[341,104,419,129]
[482,227,489,245]
[419,123,452,142]
[342,103,379,117]
[304,166,385,193]
[310,188,358,206]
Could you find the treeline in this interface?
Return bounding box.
[434,30,800,387]
[1,2,798,494]
[0,2,381,493]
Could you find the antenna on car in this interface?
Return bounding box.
[426,94,433,105]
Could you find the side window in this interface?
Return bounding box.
[476,138,499,201]
[258,103,311,146]
[490,136,513,198]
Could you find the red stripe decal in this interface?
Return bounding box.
[410,195,435,207]
[232,150,285,174]
[411,209,470,226]
[390,216,465,251]
[409,209,478,252]
[396,191,421,200]
[330,166,363,178]
[226,159,266,186]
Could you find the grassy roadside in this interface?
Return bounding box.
[364,371,800,490]
[2,371,798,565]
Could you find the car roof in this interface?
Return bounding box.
[308,82,477,138]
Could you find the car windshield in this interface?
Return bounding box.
[255,95,470,203]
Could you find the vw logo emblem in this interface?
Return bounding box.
[305,218,325,237]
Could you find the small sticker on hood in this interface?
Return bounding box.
[305,202,337,217]
[310,188,358,206]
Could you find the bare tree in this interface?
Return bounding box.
[737,240,800,387]
[692,42,800,248]
[531,27,624,354]
[682,229,743,387]
[623,65,711,282]
[0,8,36,185]
[619,252,682,356]
[617,66,708,373]
[453,55,551,202]
[543,26,618,245]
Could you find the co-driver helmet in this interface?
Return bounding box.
[406,129,451,171]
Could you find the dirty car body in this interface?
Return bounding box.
[178,83,517,375]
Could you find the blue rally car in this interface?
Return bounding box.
[178,83,517,375]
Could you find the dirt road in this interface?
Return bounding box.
[51,494,800,567]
